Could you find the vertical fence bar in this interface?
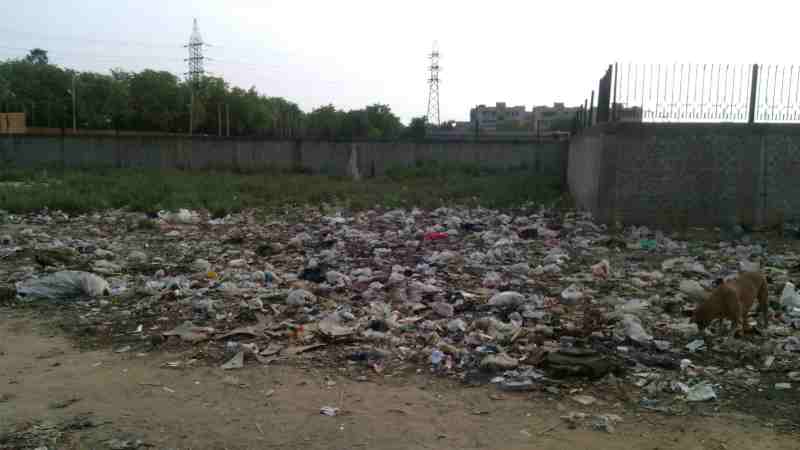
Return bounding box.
[583,99,588,127]
[748,64,759,124]
[611,63,628,122]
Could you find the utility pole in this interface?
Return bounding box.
[71,73,77,132]
[226,104,230,137]
[218,103,222,136]
[426,41,441,126]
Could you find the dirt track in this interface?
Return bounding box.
[0,310,796,450]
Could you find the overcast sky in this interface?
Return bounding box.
[2,0,797,124]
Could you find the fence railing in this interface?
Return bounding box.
[575,62,800,130]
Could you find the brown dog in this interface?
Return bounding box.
[691,271,768,336]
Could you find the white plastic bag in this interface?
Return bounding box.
[560,284,584,304]
[17,271,109,301]
[622,314,653,343]
[159,209,199,224]
[780,282,800,309]
[680,280,709,301]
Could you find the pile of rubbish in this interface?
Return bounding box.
[2,206,800,419]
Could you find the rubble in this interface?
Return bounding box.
[2,205,800,417]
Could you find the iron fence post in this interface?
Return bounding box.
[612,62,618,121]
[748,64,759,124]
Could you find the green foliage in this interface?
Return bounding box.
[406,117,427,140]
[306,103,404,140]
[0,167,561,214]
[25,49,49,65]
[0,49,407,139]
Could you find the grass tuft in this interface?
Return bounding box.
[0,164,562,214]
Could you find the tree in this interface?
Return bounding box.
[128,70,182,132]
[0,48,412,139]
[364,104,403,139]
[306,105,345,140]
[406,116,427,140]
[25,49,49,65]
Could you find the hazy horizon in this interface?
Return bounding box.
[3,0,798,124]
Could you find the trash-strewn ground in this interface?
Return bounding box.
[2,201,800,449]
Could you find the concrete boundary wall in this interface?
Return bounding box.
[568,123,800,228]
[0,134,568,181]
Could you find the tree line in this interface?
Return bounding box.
[0,49,428,140]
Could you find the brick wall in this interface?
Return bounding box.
[569,123,800,228]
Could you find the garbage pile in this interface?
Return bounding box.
[1,206,800,416]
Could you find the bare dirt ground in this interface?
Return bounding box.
[1,310,796,450]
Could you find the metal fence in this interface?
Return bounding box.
[575,62,800,130]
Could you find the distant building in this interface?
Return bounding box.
[614,105,643,122]
[470,102,532,131]
[0,112,26,134]
[531,103,579,134]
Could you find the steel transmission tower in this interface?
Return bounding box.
[185,19,206,135]
[185,19,205,85]
[426,42,441,126]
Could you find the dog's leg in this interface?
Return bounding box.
[758,278,769,330]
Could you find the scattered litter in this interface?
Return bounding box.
[686,339,706,353]
[320,406,339,417]
[591,260,610,279]
[781,282,800,309]
[162,322,215,343]
[686,383,717,402]
[17,271,110,300]
[571,394,597,406]
[3,205,800,423]
[221,351,245,370]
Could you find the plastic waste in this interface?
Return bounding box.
[679,280,708,301]
[221,351,245,370]
[686,383,716,402]
[286,289,316,306]
[320,406,339,417]
[191,259,211,273]
[686,339,706,352]
[739,260,760,272]
[560,284,584,305]
[17,271,110,301]
[480,353,519,371]
[430,349,445,366]
[423,232,449,241]
[622,314,653,343]
[591,260,610,279]
[780,282,800,310]
[431,302,454,318]
[639,239,657,251]
[159,209,199,224]
[487,291,525,308]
